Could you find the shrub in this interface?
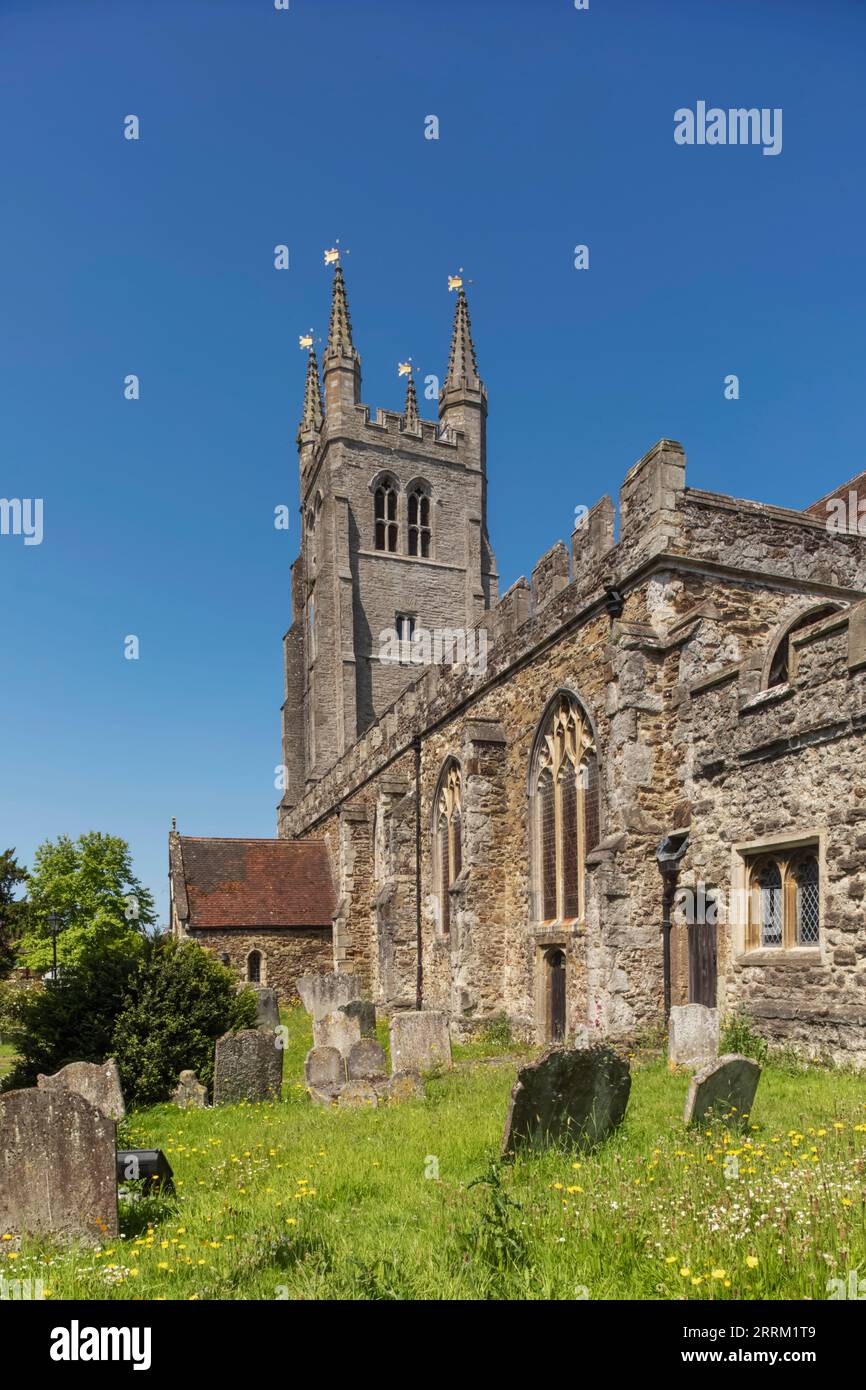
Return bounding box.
[112,937,257,1106]
[720,1010,769,1064]
[1,934,142,1090]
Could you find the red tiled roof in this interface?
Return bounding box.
[172,837,336,929]
[804,470,866,520]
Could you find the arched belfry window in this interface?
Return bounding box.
[767,605,840,688]
[532,695,600,924]
[408,485,431,558]
[435,760,462,933]
[374,478,398,552]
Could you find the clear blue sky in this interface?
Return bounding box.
[2,0,864,923]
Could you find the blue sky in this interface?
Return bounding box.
[2,0,865,922]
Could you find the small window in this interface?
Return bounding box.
[746,848,820,951]
[768,606,839,688]
[434,761,462,933]
[794,855,820,945]
[374,481,398,552]
[408,488,431,558]
[396,612,416,664]
[247,950,262,984]
[758,863,783,947]
[307,591,317,663]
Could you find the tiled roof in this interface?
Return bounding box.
[804,470,866,519]
[171,836,336,929]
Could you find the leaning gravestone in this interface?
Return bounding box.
[668,1004,720,1069]
[213,1029,282,1105]
[389,1010,451,1073]
[684,1053,761,1127]
[0,1089,117,1242]
[172,1070,208,1109]
[298,971,360,1022]
[37,1057,126,1121]
[347,1038,388,1082]
[252,987,280,1030]
[303,1046,345,1104]
[313,1001,376,1057]
[501,1045,631,1157]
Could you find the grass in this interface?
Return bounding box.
[3,1008,865,1301]
[0,1039,16,1083]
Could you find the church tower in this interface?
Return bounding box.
[279,262,498,811]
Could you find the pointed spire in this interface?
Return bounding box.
[403,371,419,429]
[445,286,480,391]
[299,346,323,434]
[326,263,356,357]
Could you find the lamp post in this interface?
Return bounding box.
[47,911,61,981]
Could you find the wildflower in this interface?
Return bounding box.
[746,1256,758,1269]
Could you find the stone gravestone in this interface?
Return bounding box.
[172,1070,208,1109]
[313,1001,376,1058]
[213,1029,282,1105]
[338,1081,379,1109]
[389,1010,452,1074]
[684,1053,761,1128]
[298,971,359,1022]
[668,1004,720,1069]
[0,1088,118,1242]
[37,1057,126,1121]
[252,987,280,1030]
[303,1046,345,1104]
[347,1038,387,1082]
[501,1045,631,1157]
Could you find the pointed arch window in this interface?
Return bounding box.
[374,480,398,552]
[435,761,462,933]
[408,487,431,558]
[532,696,599,924]
[767,605,840,688]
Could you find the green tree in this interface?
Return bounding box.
[111,937,257,1106]
[0,849,28,978]
[19,832,156,973]
[1,932,142,1089]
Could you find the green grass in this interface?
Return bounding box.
[0,1039,16,1082]
[3,1009,865,1301]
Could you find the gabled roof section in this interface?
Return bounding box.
[171,835,336,929]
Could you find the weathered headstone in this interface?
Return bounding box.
[172,1070,208,1109]
[303,1046,344,1096]
[347,1038,388,1081]
[381,1071,425,1103]
[501,1045,631,1157]
[338,1080,379,1108]
[389,1010,452,1073]
[213,1029,282,1105]
[668,1004,719,1069]
[252,987,280,1030]
[298,971,359,1022]
[313,1000,376,1057]
[0,1089,118,1242]
[684,1053,761,1127]
[37,1057,126,1121]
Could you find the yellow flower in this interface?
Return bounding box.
[665,1256,677,1264]
[157,1261,169,1270]
[711,1269,726,1280]
[285,1217,298,1226]
[746,1256,758,1269]
[680,1267,690,1277]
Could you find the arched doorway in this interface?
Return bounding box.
[545,948,567,1042]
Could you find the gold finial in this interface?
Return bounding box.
[397,359,413,377]
[324,238,349,267]
[299,331,314,350]
[448,271,463,292]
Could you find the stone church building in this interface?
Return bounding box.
[171,263,866,1064]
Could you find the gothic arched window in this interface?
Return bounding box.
[374,479,398,552]
[408,486,431,558]
[434,760,462,933]
[767,605,839,688]
[247,950,262,984]
[531,695,599,924]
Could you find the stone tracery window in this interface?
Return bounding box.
[532,695,600,924]
[374,478,399,552]
[435,760,462,933]
[746,849,820,949]
[408,486,431,558]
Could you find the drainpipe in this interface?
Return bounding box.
[413,734,423,1011]
[655,833,689,1021]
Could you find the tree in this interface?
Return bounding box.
[111,937,257,1106]
[18,832,156,973]
[0,849,28,978]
